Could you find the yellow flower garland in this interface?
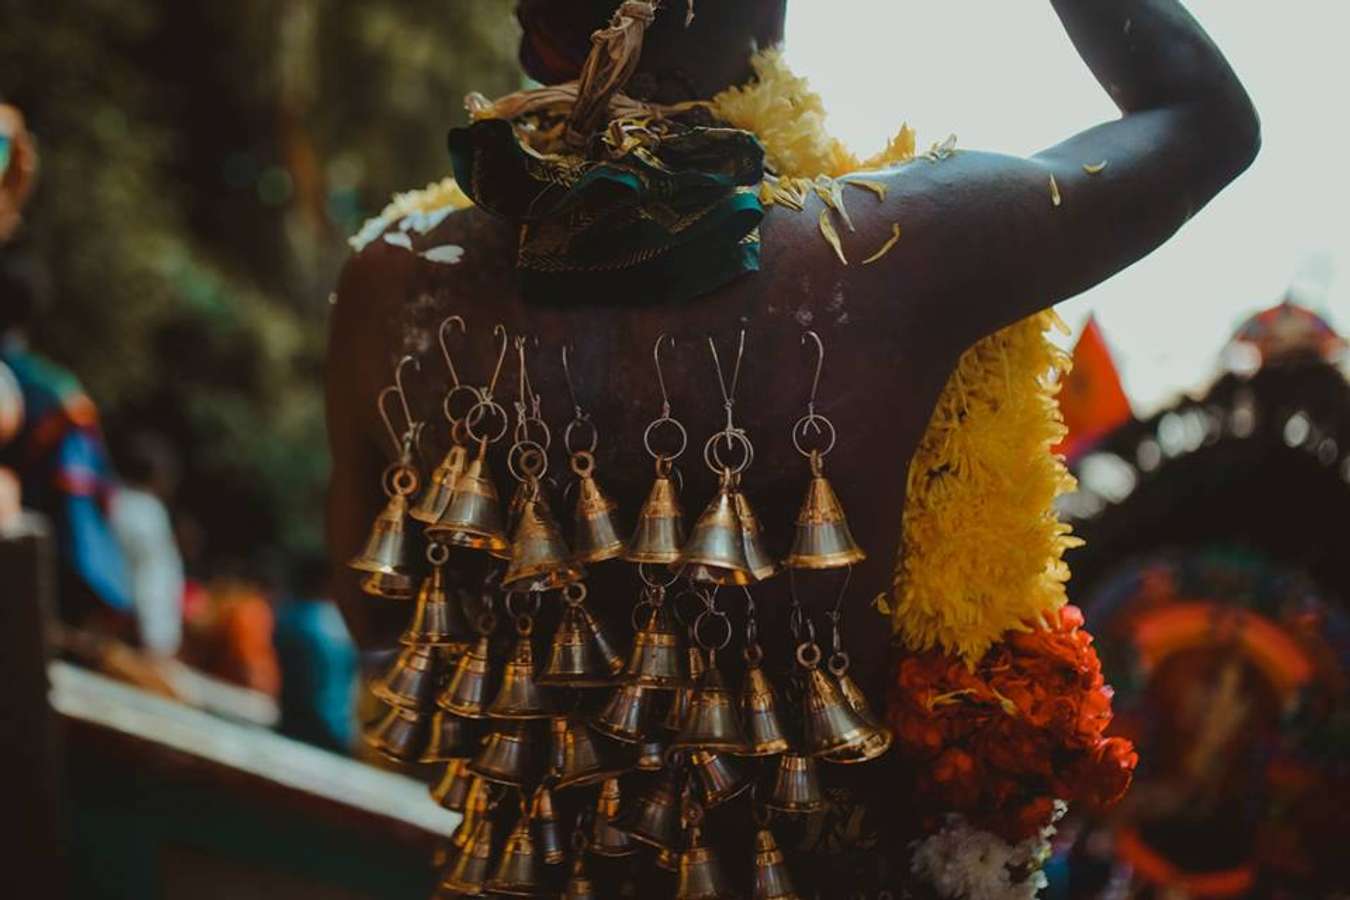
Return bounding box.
[719,52,1080,664]
[358,50,1080,665]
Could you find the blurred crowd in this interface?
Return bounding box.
[0,101,356,754]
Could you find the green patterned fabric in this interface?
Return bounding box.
[448,117,765,304]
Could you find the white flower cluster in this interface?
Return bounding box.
[910,801,1067,900]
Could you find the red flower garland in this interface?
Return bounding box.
[888,605,1137,841]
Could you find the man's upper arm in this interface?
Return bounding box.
[855,102,1251,349]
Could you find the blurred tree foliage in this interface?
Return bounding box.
[0,0,519,583]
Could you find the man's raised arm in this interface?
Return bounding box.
[857,0,1259,346]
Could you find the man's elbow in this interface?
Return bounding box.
[1226,92,1262,177]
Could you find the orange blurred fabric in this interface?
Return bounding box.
[1055,315,1133,461]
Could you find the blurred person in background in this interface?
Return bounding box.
[0,247,132,628]
[273,554,358,753]
[109,431,186,660]
[0,100,36,531]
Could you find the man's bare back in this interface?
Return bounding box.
[327,0,1259,709]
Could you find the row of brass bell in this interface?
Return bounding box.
[437,625,562,721]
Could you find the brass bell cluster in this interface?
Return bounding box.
[353,356,478,766]
[353,325,893,898]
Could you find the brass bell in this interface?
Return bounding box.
[577,603,625,676]
[530,785,566,865]
[671,664,749,753]
[675,825,736,900]
[488,629,553,720]
[783,451,865,569]
[592,682,652,744]
[439,815,494,895]
[426,440,509,556]
[362,703,426,763]
[823,665,893,764]
[421,709,473,763]
[438,635,493,719]
[538,597,611,687]
[623,604,688,689]
[801,663,871,758]
[503,479,586,590]
[636,739,666,771]
[371,644,440,709]
[590,778,637,857]
[689,751,751,808]
[348,492,411,575]
[429,758,475,812]
[412,442,469,524]
[738,660,789,757]
[551,716,628,790]
[570,450,626,563]
[665,647,706,731]
[733,487,779,581]
[486,812,547,896]
[767,753,824,814]
[751,827,801,899]
[562,855,599,900]
[401,564,469,648]
[675,472,752,585]
[620,767,682,851]
[470,725,533,786]
[625,457,686,564]
[360,569,415,599]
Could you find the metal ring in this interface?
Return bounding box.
[476,612,497,636]
[442,383,483,426]
[743,643,764,667]
[792,413,838,459]
[704,429,753,475]
[516,613,534,636]
[638,563,680,590]
[513,415,552,452]
[385,463,419,497]
[465,398,509,444]
[631,599,657,632]
[562,582,588,605]
[426,542,450,566]
[564,417,598,456]
[570,449,596,479]
[827,651,851,677]
[504,590,541,619]
[796,642,822,669]
[643,416,688,461]
[671,589,704,630]
[693,608,732,652]
[507,440,548,483]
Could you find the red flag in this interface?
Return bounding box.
[1055,315,1133,461]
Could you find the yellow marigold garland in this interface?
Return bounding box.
[711,50,1081,664]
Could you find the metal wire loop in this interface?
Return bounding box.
[791,412,838,458]
[426,542,450,566]
[643,415,688,462]
[692,608,732,652]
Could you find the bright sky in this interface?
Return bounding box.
[788,1,1350,413]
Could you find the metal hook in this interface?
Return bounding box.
[560,343,586,420]
[801,330,824,416]
[653,333,675,417]
[376,385,404,455]
[707,328,747,419]
[393,355,419,438]
[437,315,466,388]
[485,324,509,398]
